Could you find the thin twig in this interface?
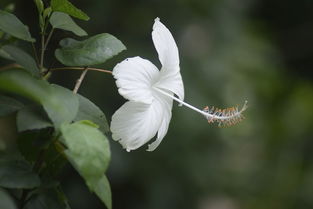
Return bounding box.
[44,28,54,49]
[19,189,28,209]
[73,67,89,94]
[32,149,46,172]
[50,67,112,74]
[0,63,22,71]
[31,43,40,67]
[40,34,45,69]
[20,147,46,209]
[0,64,112,76]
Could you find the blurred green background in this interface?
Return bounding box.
[1,0,313,208]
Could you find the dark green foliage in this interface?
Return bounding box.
[24,187,70,209]
[0,95,23,117]
[0,0,124,208]
[17,131,50,162]
[16,105,52,132]
[0,153,40,189]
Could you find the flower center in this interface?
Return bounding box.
[154,87,248,127]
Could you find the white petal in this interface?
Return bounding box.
[110,100,163,151]
[152,17,179,70]
[147,94,173,151]
[152,18,184,101]
[112,56,160,104]
[155,69,184,101]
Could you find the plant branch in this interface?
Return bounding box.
[0,63,22,71]
[19,147,46,209]
[19,189,28,209]
[44,28,54,49]
[0,64,112,77]
[33,149,46,173]
[40,33,45,69]
[73,67,89,94]
[50,67,112,74]
[31,43,40,67]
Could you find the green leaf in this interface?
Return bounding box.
[3,4,15,13]
[41,142,67,177]
[88,175,112,209]
[18,132,42,162]
[45,84,79,128]
[0,70,79,128]
[2,45,40,77]
[50,12,87,36]
[0,188,18,209]
[43,7,52,20]
[0,95,23,117]
[34,0,45,32]
[0,70,48,102]
[75,94,109,134]
[0,10,35,42]
[55,33,126,66]
[0,36,17,48]
[34,0,44,14]
[51,0,89,21]
[0,153,40,189]
[60,120,110,178]
[24,187,70,209]
[25,192,61,209]
[60,120,111,207]
[0,49,13,60]
[17,129,53,162]
[55,187,72,209]
[17,105,52,132]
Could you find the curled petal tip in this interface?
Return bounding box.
[146,144,156,152]
[155,17,160,22]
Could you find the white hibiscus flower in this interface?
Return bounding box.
[110,18,247,152]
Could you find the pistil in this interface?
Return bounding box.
[155,87,248,127]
